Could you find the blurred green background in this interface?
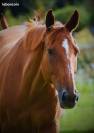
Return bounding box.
[0,0,94,132]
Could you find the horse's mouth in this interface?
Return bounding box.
[60,100,76,109]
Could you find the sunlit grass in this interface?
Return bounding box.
[60,81,94,132]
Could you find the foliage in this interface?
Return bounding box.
[0,0,94,28]
[74,28,94,78]
[4,10,28,26]
[54,6,91,30]
[0,0,56,16]
[75,28,94,44]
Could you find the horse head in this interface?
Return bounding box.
[41,10,79,109]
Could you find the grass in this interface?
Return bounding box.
[60,80,94,133]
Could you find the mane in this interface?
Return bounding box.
[24,24,46,51]
[0,21,43,63]
[54,21,64,27]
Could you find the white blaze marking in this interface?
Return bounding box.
[68,63,71,73]
[55,90,58,97]
[62,39,69,54]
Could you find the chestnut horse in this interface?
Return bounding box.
[0,10,79,133]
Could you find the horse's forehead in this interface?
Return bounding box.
[53,27,69,39]
[50,30,77,54]
[61,39,69,54]
[46,27,76,53]
[49,28,70,44]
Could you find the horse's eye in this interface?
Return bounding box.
[48,48,54,55]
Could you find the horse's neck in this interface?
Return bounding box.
[23,25,45,51]
[25,67,56,109]
[18,25,56,106]
[25,54,57,107]
[29,68,48,99]
[19,46,44,102]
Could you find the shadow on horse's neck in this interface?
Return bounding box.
[28,48,53,108]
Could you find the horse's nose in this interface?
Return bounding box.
[59,89,79,108]
[62,90,79,102]
[62,90,68,101]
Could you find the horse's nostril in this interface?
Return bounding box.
[62,91,68,101]
[76,94,79,101]
[74,93,79,101]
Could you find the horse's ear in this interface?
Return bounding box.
[65,10,79,32]
[46,10,54,30]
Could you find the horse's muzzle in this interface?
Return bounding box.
[57,89,79,109]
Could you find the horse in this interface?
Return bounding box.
[0,10,79,133]
[0,13,8,29]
